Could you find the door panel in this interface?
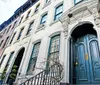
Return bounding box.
[89,40,100,81]
[73,34,100,84]
[75,37,90,84]
[77,44,87,80]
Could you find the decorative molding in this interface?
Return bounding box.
[89,5,100,28]
[60,0,99,37]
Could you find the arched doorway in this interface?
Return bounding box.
[70,23,100,84]
[7,47,25,85]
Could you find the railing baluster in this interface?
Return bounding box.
[20,63,63,85]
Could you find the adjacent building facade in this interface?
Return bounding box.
[0,0,100,84]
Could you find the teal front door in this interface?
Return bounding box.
[74,34,100,84]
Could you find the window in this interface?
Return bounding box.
[34,4,40,13]
[4,52,14,75]
[0,40,3,47]
[46,0,50,3]
[0,55,6,66]
[9,32,16,44]
[40,13,47,24]
[54,4,63,21]
[3,29,6,34]
[19,16,23,24]
[13,21,17,29]
[17,28,24,40]
[6,25,11,33]
[27,42,41,74]
[6,52,14,67]
[74,0,83,4]
[26,21,34,35]
[2,37,9,48]
[26,10,31,19]
[47,35,60,67]
[5,36,9,46]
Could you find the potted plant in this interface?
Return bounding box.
[9,65,17,85]
[0,68,7,84]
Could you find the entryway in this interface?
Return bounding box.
[7,47,25,85]
[70,23,100,84]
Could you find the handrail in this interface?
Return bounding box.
[19,62,63,85]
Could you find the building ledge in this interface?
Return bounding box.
[35,24,45,33]
[42,1,51,9]
[60,0,98,23]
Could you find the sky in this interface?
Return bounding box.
[0,0,27,24]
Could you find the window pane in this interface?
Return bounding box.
[56,5,63,15]
[0,55,6,66]
[35,4,40,12]
[75,0,83,4]
[55,13,62,20]
[17,28,24,40]
[7,52,14,65]
[27,42,41,74]
[47,35,60,67]
[9,32,16,44]
[26,21,34,35]
[41,14,47,24]
[55,4,63,20]
[26,10,31,19]
[19,16,23,24]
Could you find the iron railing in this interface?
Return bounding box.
[20,62,63,85]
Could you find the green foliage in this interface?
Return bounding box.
[9,74,16,79]
[0,67,7,80]
[13,65,18,69]
[9,65,17,80]
[12,69,17,73]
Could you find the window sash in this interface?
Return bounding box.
[41,14,47,24]
[74,0,83,4]
[9,32,16,44]
[26,11,31,19]
[0,55,6,66]
[54,4,63,20]
[17,28,24,40]
[19,16,23,24]
[47,35,60,66]
[46,0,50,3]
[35,4,40,12]
[0,40,3,47]
[26,22,34,35]
[7,52,14,65]
[27,42,40,74]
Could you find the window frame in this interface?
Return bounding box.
[46,0,50,3]
[13,21,17,29]
[26,21,34,35]
[0,55,6,66]
[26,10,31,19]
[27,42,41,74]
[46,35,60,69]
[34,4,40,13]
[54,4,63,21]
[0,40,4,47]
[2,36,9,48]
[19,16,24,24]
[17,27,24,40]
[9,32,16,44]
[74,0,84,5]
[40,13,47,24]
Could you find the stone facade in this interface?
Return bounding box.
[0,0,100,84]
